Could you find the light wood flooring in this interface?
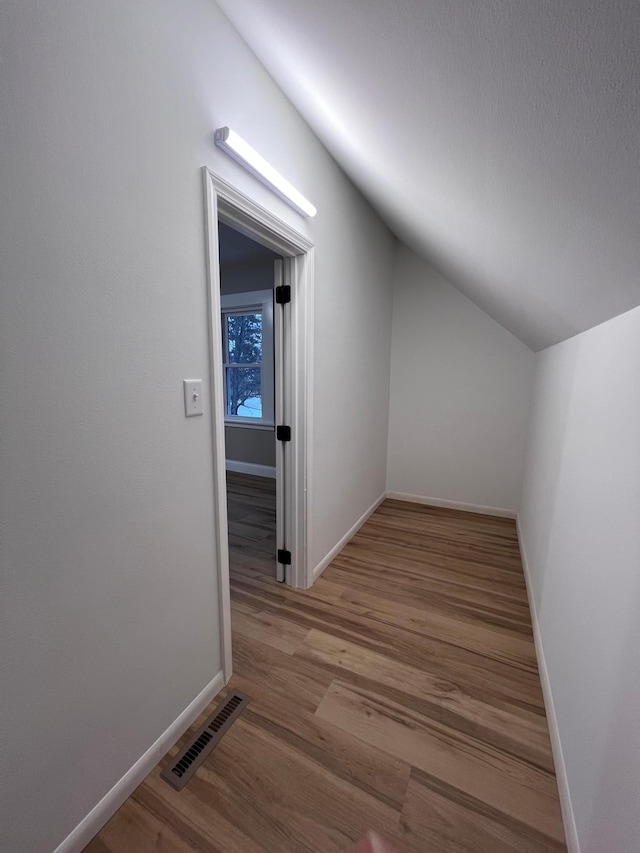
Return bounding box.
[85,491,566,852]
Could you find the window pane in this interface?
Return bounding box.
[226,367,262,417]
[226,313,262,364]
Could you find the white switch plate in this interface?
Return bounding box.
[183,379,204,417]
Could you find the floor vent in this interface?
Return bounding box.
[161,691,251,791]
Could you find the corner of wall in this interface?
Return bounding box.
[310,491,386,585]
[52,670,225,853]
[516,516,580,853]
[385,242,535,511]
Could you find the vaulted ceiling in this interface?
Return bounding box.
[216,0,640,350]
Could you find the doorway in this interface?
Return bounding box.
[218,222,280,582]
[203,169,314,681]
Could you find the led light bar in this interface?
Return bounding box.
[214,126,317,218]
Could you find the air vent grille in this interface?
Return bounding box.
[161,691,251,791]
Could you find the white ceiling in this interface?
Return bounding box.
[216,0,640,350]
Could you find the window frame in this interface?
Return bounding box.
[220,289,274,428]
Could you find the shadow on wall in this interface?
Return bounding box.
[521,340,581,613]
[520,304,640,853]
[583,578,640,851]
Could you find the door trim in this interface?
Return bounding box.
[273,258,286,583]
[202,168,314,681]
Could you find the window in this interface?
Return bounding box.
[221,291,274,427]
[223,310,263,418]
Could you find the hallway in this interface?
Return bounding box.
[86,500,565,852]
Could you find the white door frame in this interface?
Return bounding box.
[202,168,314,681]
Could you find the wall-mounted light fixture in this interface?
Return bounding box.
[214,126,317,218]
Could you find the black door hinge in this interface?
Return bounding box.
[275,284,291,304]
[277,549,292,565]
[276,425,291,442]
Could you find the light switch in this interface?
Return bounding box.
[183,379,204,417]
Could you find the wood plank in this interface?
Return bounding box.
[89,796,200,853]
[329,551,533,627]
[315,680,565,843]
[337,587,538,670]
[226,471,276,579]
[231,630,332,714]
[231,577,547,714]
[184,716,401,851]
[399,768,567,852]
[230,600,310,654]
[134,772,266,853]
[298,629,553,769]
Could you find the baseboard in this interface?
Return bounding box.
[386,490,516,519]
[53,670,225,853]
[225,459,276,479]
[517,518,580,853]
[311,492,386,582]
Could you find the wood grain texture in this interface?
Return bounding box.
[85,494,566,852]
[226,470,277,578]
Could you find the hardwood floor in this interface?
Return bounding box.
[226,471,276,579]
[85,497,566,852]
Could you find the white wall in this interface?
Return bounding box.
[387,244,535,513]
[220,257,276,296]
[0,1,394,850]
[225,426,276,468]
[519,305,640,853]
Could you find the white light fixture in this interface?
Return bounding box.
[214,126,317,218]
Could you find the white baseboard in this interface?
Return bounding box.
[225,459,276,479]
[386,490,516,519]
[517,518,580,853]
[311,492,386,582]
[53,670,225,853]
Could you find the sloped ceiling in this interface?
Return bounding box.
[215,0,640,351]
